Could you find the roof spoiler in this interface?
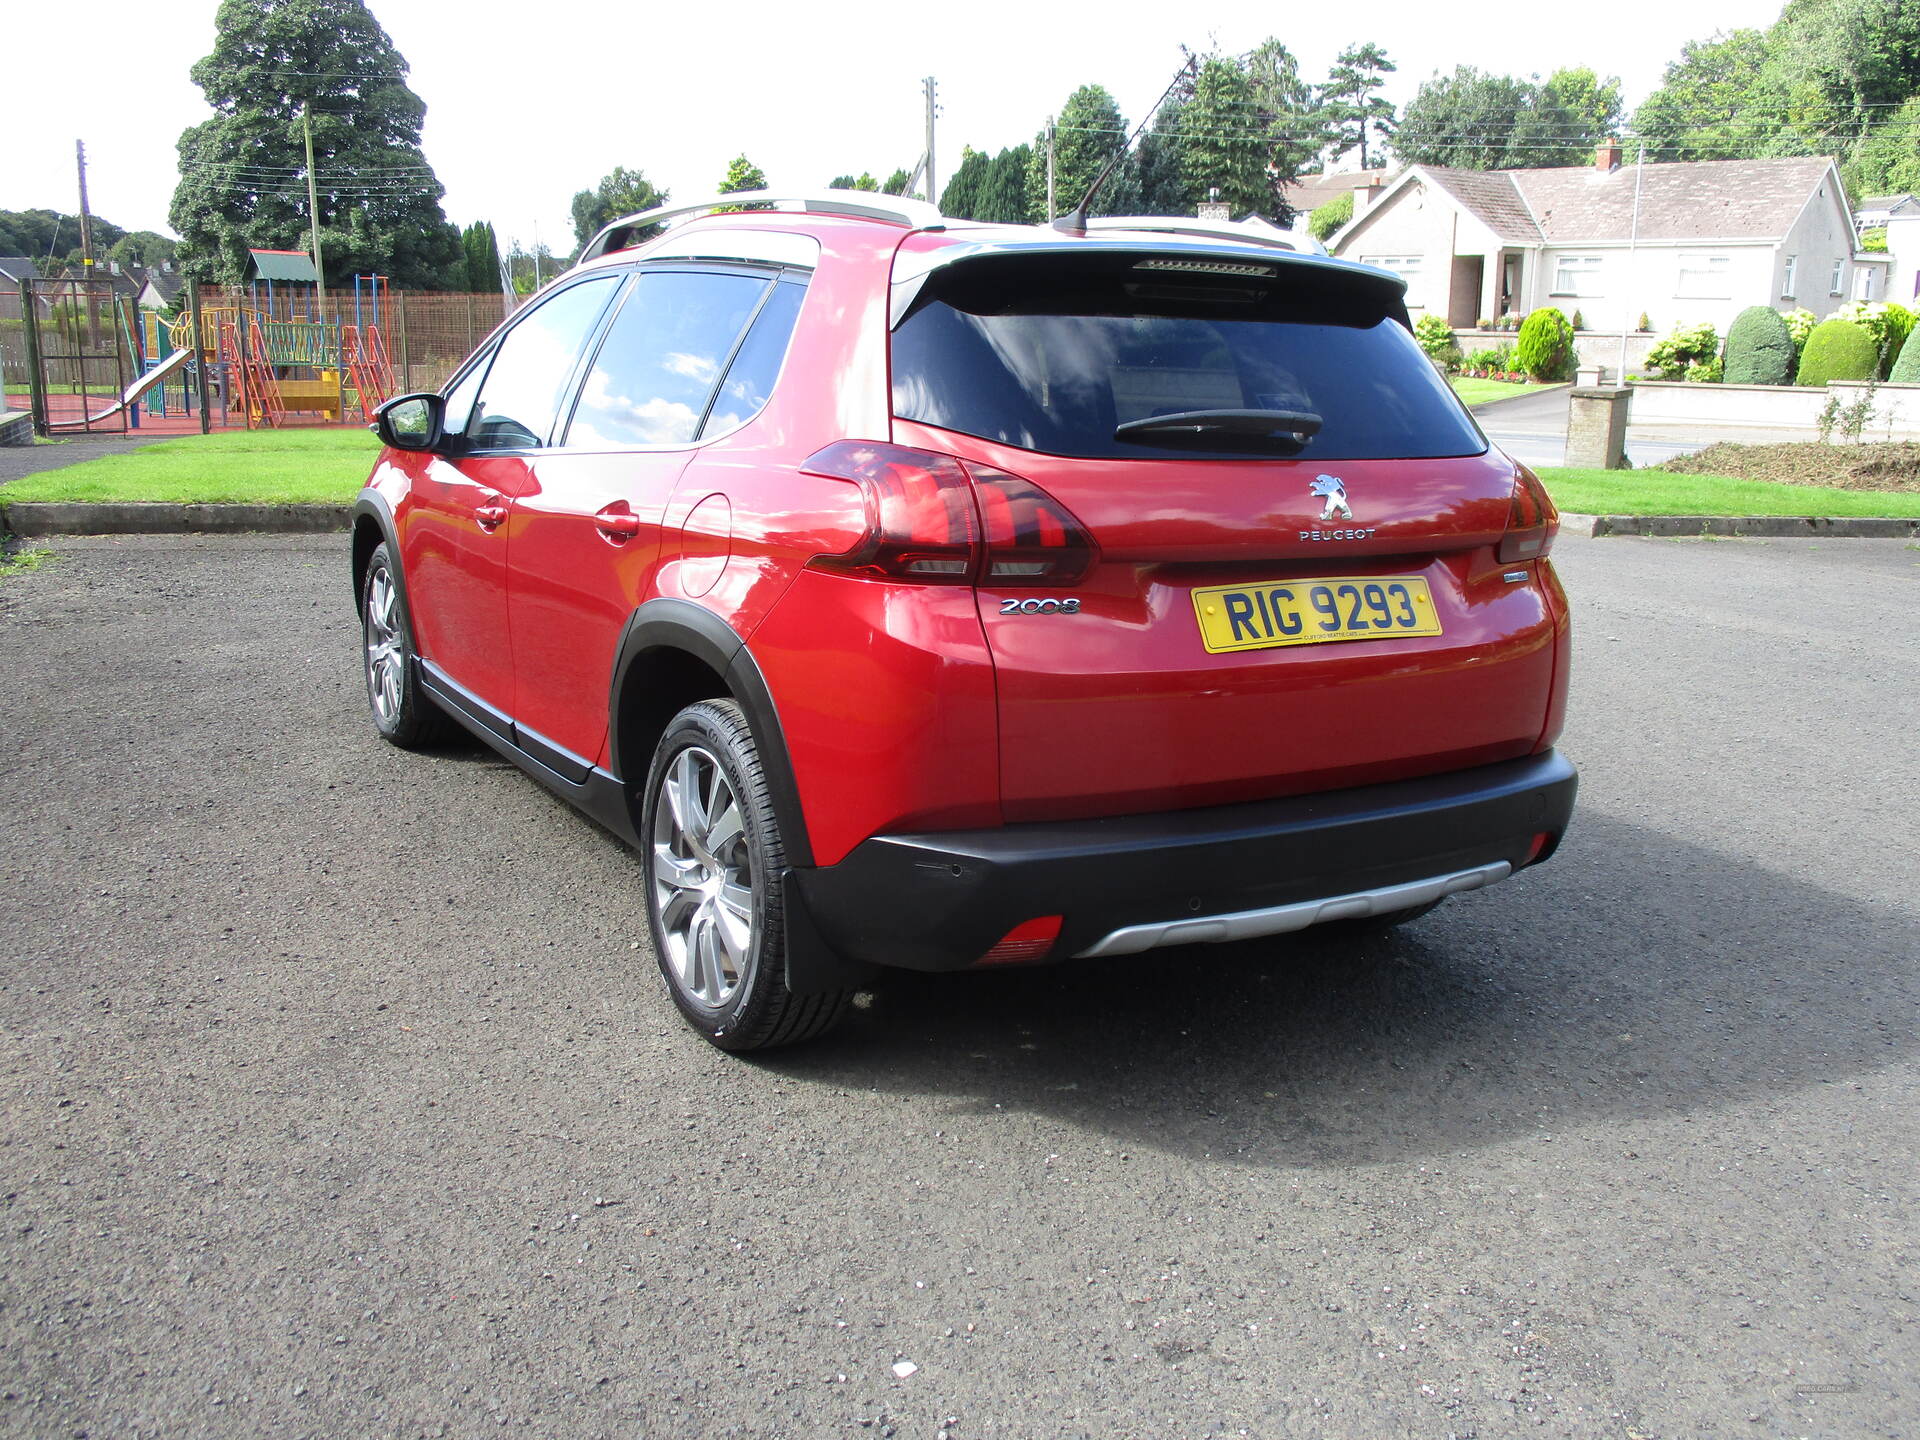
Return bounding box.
[580,190,945,264]
[1082,216,1329,257]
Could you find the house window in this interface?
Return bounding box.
[1781,256,1797,299]
[1830,260,1847,295]
[1857,268,1877,301]
[1677,253,1732,299]
[1361,255,1421,283]
[1551,255,1604,296]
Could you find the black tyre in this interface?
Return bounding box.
[641,699,852,1051]
[360,540,450,749]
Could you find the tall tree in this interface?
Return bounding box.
[1244,39,1332,189]
[719,154,769,194]
[461,220,502,293]
[1321,42,1398,170]
[1543,66,1624,151]
[1181,58,1278,219]
[1847,93,1920,195]
[939,146,988,218]
[881,168,914,196]
[1631,30,1776,160]
[569,167,668,251]
[1392,66,1578,170]
[1134,102,1192,215]
[977,146,1035,223]
[1028,84,1131,220]
[169,0,461,287]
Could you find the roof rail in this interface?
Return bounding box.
[580,190,945,263]
[1082,215,1328,257]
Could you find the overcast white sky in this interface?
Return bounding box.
[5,0,1785,258]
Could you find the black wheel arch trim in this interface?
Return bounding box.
[350,489,406,618]
[608,597,814,870]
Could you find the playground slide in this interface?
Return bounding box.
[80,348,195,425]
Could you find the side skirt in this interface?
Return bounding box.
[416,658,639,847]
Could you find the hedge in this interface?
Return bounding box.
[1721,306,1794,386]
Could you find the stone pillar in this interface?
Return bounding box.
[1565,386,1632,469]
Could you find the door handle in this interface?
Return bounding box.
[594,506,642,540]
[475,496,507,530]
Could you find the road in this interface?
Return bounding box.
[2,532,1915,1439]
[1475,388,1813,469]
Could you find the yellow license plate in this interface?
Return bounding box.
[1192,576,1442,653]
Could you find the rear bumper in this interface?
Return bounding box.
[792,750,1576,974]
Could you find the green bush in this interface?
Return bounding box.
[1413,313,1456,359]
[1795,318,1880,385]
[1889,327,1920,383]
[1644,322,1720,377]
[1570,309,1585,331]
[1721,306,1794,385]
[1308,190,1353,241]
[1833,300,1914,375]
[1514,307,1574,380]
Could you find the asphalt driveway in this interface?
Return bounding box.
[2,531,1915,1438]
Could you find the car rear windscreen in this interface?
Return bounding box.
[891,252,1488,462]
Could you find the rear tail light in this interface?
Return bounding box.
[1497,463,1559,565]
[970,465,1096,583]
[802,441,1095,585]
[976,915,1063,965]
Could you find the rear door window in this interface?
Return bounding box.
[564,268,772,449]
[891,254,1486,462]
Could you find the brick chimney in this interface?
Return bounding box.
[1351,174,1383,217]
[1596,139,1623,172]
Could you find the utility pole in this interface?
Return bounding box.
[75,140,95,271]
[1619,140,1645,384]
[1045,116,1056,221]
[303,103,329,326]
[923,76,938,204]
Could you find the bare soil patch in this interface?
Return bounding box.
[1660,441,1920,492]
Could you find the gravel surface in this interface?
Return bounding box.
[2,531,1915,1439]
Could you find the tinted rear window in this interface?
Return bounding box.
[891,254,1486,462]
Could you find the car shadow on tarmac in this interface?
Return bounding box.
[763,810,1918,1169]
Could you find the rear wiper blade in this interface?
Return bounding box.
[1114,409,1323,451]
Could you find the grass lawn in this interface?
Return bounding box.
[1450,377,1545,407]
[0,427,379,506]
[1536,466,1920,518]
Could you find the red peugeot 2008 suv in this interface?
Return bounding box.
[352,191,1575,1052]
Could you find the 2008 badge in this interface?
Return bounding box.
[999,598,1081,615]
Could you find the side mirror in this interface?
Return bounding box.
[374,392,446,452]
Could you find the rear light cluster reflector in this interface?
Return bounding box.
[1497,463,1560,565]
[802,441,1095,585]
[975,915,1063,966]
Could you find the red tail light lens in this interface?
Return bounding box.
[1497,463,1559,564]
[802,441,1095,585]
[971,464,1097,584]
[802,441,981,583]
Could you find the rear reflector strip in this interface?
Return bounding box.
[976,915,1064,966]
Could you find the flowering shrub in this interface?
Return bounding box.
[1643,322,1721,377]
[1783,308,1818,360]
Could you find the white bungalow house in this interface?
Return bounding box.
[1329,148,1888,365]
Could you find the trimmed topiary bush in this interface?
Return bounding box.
[1834,300,1915,375]
[1722,306,1795,385]
[1889,327,1920,383]
[1515,306,1574,380]
[1795,319,1880,385]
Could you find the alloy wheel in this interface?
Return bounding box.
[651,745,755,1008]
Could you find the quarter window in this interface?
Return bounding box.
[565,269,771,449]
[700,280,806,438]
[464,276,621,451]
